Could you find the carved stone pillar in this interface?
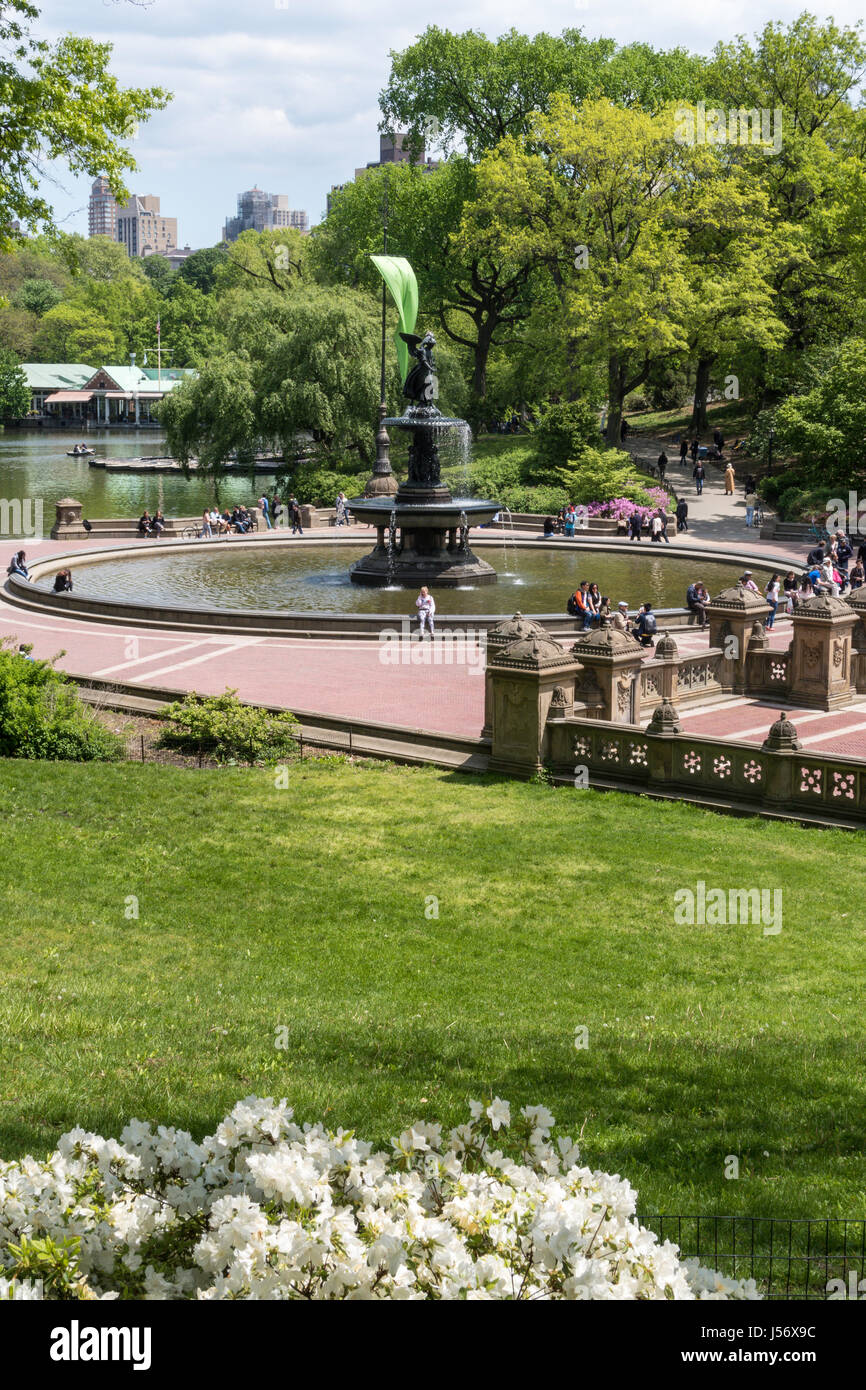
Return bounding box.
[789,592,857,710]
[482,612,549,740]
[570,624,645,723]
[487,633,579,777]
[50,497,88,540]
[761,715,802,806]
[645,697,683,783]
[706,583,771,693]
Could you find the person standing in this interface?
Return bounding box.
[289,495,303,535]
[724,462,735,495]
[335,491,349,527]
[415,586,435,637]
[650,510,663,543]
[629,511,642,541]
[613,601,630,632]
[675,496,689,532]
[259,494,272,529]
[693,460,705,495]
[690,438,700,464]
[744,484,757,528]
[765,573,780,629]
[713,426,725,455]
[657,450,668,482]
[271,494,282,529]
[199,508,212,539]
[679,436,689,463]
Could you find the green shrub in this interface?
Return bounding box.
[529,401,600,479]
[497,484,570,513]
[285,465,369,506]
[0,642,123,761]
[555,447,649,506]
[157,689,299,764]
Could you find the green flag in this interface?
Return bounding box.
[370,254,419,385]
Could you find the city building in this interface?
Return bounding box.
[327,132,438,214]
[162,245,198,270]
[116,195,178,258]
[222,188,309,242]
[88,177,117,239]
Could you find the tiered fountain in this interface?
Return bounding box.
[349,320,499,587]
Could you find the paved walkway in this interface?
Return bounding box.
[2,491,857,755]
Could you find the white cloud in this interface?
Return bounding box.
[33,0,866,245]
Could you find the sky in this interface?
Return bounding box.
[34,0,866,248]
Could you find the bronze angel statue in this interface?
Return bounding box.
[400,330,437,404]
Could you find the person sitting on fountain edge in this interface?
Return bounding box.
[415,586,436,638]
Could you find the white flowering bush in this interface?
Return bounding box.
[0,1096,760,1300]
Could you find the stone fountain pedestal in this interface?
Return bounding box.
[349,404,498,587]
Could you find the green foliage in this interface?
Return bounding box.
[13,276,62,316]
[161,286,391,476]
[176,246,229,295]
[287,465,369,506]
[531,400,600,475]
[142,255,175,294]
[3,1233,87,1299]
[0,347,30,419]
[556,446,652,507]
[0,641,122,760]
[775,338,866,490]
[0,1,170,248]
[157,689,299,765]
[33,302,117,362]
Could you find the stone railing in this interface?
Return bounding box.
[545,713,866,828]
[637,649,725,716]
[746,646,791,700]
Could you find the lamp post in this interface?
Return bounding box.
[364,177,398,498]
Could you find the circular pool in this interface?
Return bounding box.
[47,541,770,617]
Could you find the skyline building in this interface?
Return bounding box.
[222,188,309,242]
[115,194,178,258]
[87,176,117,239]
[328,132,438,215]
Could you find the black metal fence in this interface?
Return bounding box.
[639,1215,866,1300]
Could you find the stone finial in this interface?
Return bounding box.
[493,631,572,669]
[795,590,856,619]
[747,619,769,650]
[707,583,768,612]
[654,630,679,661]
[646,698,683,735]
[488,612,547,646]
[571,625,642,657]
[548,685,571,719]
[761,715,802,751]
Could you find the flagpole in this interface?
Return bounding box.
[157,318,162,390]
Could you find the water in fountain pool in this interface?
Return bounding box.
[52,543,768,617]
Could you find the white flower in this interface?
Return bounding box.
[486,1098,511,1131]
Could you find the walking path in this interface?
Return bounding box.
[2,463,859,756]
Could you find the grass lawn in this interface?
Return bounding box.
[1,756,864,1225]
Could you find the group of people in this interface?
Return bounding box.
[5,552,72,594]
[257,494,304,534]
[198,504,257,538]
[802,532,864,597]
[137,509,167,538]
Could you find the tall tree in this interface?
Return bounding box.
[380,26,706,160]
[461,98,699,444]
[314,159,538,405]
[0,0,169,248]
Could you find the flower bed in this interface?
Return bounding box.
[0,1097,759,1300]
[586,488,673,524]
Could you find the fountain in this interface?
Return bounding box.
[349,261,498,587]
